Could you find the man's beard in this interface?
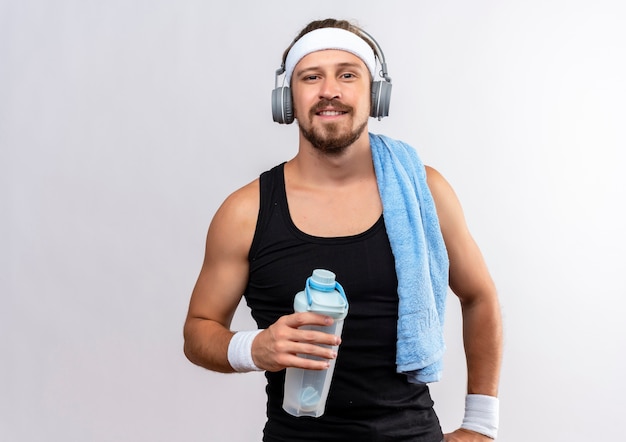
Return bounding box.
[298,99,368,156]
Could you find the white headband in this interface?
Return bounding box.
[284,28,377,85]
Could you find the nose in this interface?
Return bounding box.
[319,77,341,100]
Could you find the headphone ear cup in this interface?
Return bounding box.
[271,86,294,124]
[370,81,392,119]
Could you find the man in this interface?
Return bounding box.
[184,18,502,442]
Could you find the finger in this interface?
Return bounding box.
[293,340,339,360]
[269,317,341,347]
[294,327,342,346]
[281,312,335,328]
[280,348,337,370]
[268,331,339,362]
[285,355,332,370]
[262,347,334,372]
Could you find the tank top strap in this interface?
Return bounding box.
[249,162,286,261]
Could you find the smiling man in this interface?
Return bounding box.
[183,18,502,442]
[293,49,371,155]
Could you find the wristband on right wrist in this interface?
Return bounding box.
[460,394,499,439]
[227,330,264,372]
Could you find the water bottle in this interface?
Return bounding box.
[282,269,349,418]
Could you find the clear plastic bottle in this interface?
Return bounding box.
[282,269,349,418]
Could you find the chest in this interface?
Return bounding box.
[285,179,383,237]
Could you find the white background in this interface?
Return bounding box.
[2,0,625,440]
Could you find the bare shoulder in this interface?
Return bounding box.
[424,166,462,215]
[208,178,260,254]
[424,165,472,241]
[215,179,260,224]
[425,165,452,194]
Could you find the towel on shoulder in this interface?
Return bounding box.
[370,133,449,384]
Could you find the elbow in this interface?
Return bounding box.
[181,317,232,372]
[182,338,194,364]
[182,320,199,365]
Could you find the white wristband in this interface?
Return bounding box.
[227,330,264,372]
[460,394,499,439]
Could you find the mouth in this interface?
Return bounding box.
[317,109,348,117]
[310,99,353,120]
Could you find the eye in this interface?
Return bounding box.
[340,73,357,80]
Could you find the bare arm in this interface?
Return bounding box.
[183,180,340,373]
[427,167,502,441]
[183,181,259,372]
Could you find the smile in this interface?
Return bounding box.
[317,110,347,116]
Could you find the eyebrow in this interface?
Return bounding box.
[295,61,366,78]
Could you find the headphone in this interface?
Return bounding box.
[271,27,392,124]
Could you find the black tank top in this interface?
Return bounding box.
[244,163,443,442]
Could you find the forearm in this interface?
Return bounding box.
[461,294,502,397]
[183,317,236,373]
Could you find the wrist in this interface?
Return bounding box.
[227,330,264,372]
[460,394,499,439]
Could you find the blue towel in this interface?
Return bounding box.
[370,133,450,384]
